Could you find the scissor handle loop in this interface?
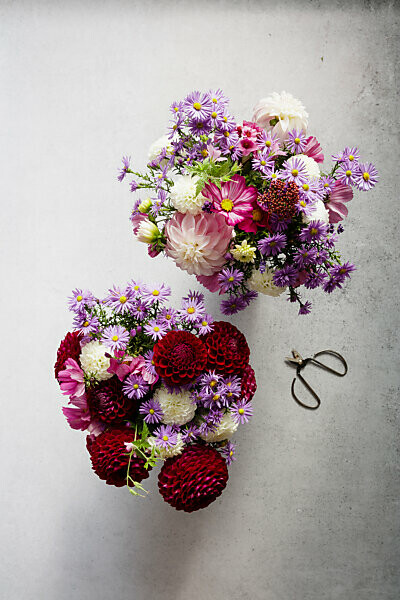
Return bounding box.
[291,372,321,410]
[312,350,348,377]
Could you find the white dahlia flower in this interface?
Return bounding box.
[170,175,205,215]
[200,411,238,443]
[148,433,184,459]
[303,199,329,225]
[287,154,320,180]
[148,135,174,164]
[154,386,196,425]
[253,91,309,142]
[247,267,286,297]
[79,341,112,381]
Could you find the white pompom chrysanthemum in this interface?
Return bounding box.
[200,411,238,443]
[170,175,205,215]
[79,341,112,381]
[253,91,308,142]
[303,199,329,225]
[154,386,196,425]
[148,433,184,459]
[287,154,320,180]
[247,267,286,297]
[148,135,174,164]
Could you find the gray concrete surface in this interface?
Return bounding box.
[1,1,399,599]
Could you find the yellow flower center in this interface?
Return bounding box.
[201,320,208,327]
[223,116,227,122]
[300,200,307,207]
[112,335,119,342]
[149,409,155,414]
[212,98,217,103]
[227,382,231,387]
[154,326,160,332]
[152,289,160,296]
[363,172,370,181]
[162,435,169,441]
[271,173,277,179]
[221,198,234,212]
[83,321,89,327]
[324,183,329,187]
[270,240,276,247]
[345,170,352,177]
[119,296,127,304]
[76,295,83,302]
[227,392,233,397]
[238,408,245,415]
[252,208,262,222]
[151,359,155,365]
[294,137,300,144]
[187,307,195,314]
[133,384,139,389]
[302,184,309,191]
[228,276,234,282]
[202,149,208,157]
[224,131,230,137]
[348,154,354,161]
[260,160,266,166]
[291,169,299,177]
[134,285,139,291]
[265,140,271,147]
[210,380,217,388]
[193,102,202,111]
[310,227,318,236]
[174,106,179,112]
[213,394,220,401]
[230,450,233,457]
[211,111,217,118]
[166,314,171,320]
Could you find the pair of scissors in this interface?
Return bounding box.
[285,349,348,410]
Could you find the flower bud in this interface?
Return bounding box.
[136,219,160,244]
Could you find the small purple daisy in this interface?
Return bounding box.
[122,374,149,400]
[101,325,130,352]
[154,425,178,449]
[258,233,287,256]
[139,399,164,424]
[230,399,253,425]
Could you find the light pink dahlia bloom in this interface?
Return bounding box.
[326,181,353,223]
[202,175,257,226]
[165,212,233,277]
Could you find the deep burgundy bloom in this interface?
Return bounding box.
[54,331,83,378]
[86,427,150,487]
[240,364,257,402]
[153,330,208,386]
[158,444,228,512]
[87,377,135,423]
[201,321,250,375]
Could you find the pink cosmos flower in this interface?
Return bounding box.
[57,358,85,399]
[237,202,269,234]
[165,212,233,277]
[326,181,353,223]
[62,396,91,431]
[202,175,257,226]
[237,121,263,156]
[303,136,324,163]
[131,212,148,234]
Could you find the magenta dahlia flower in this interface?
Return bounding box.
[165,212,233,277]
[202,174,257,226]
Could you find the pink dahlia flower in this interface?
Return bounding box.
[195,272,221,293]
[202,175,257,226]
[303,136,324,163]
[165,212,233,277]
[57,358,85,399]
[326,181,353,223]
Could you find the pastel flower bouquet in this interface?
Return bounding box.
[121,90,378,315]
[55,281,256,512]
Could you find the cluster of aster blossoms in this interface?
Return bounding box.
[55,281,256,512]
[120,90,378,315]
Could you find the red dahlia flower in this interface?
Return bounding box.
[87,377,135,423]
[201,321,250,375]
[54,331,83,378]
[240,363,257,402]
[158,444,228,512]
[86,427,149,487]
[153,330,207,386]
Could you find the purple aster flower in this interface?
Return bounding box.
[185,290,205,303]
[299,220,328,243]
[220,295,247,315]
[207,88,230,111]
[286,129,307,154]
[323,277,343,294]
[221,375,242,400]
[256,130,281,155]
[258,233,287,256]
[299,301,312,315]
[281,157,308,186]
[127,279,145,296]
[141,282,171,305]
[130,180,138,192]
[353,162,379,191]
[337,224,344,234]
[154,424,178,449]
[305,270,326,289]
[330,261,356,280]
[180,297,205,322]
[214,128,239,150]
[105,285,136,314]
[337,160,357,186]
[170,100,183,116]
[273,264,299,287]
[293,246,318,269]
[198,410,223,436]
[72,312,100,336]
[183,90,213,122]
[241,290,258,306]
[68,288,96,313]
[196,313,214,335]
[216,111,237,132]
[102,325,130,352]
[144,350,158,378]
[139,399,163,424]
[320,175,335,195]
[296,196,317,218]
[144,319,168,341]
[314,248,329,264]
[218,267,244,292]
[332,146,360,163]
[251,151,275,175]
[198,370,221,395]
[223,141,242,161]
[181,423,199,443]
[230,399,253,425]
[131,301,148,320]
[159,307,178,328]
[123,373,149,400]
[188,119,213,137]
[117,156,131,182]
[298,179,321,202]
[220,441,236,466]
[202,384,228,409]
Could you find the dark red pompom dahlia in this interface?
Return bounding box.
[153,330,207,386]
[240,363,257,402]
[158,444,228,512]
[87,377,135,423]
[86,427,149,487]
[54,331,83,378]
[201,321,250,375]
